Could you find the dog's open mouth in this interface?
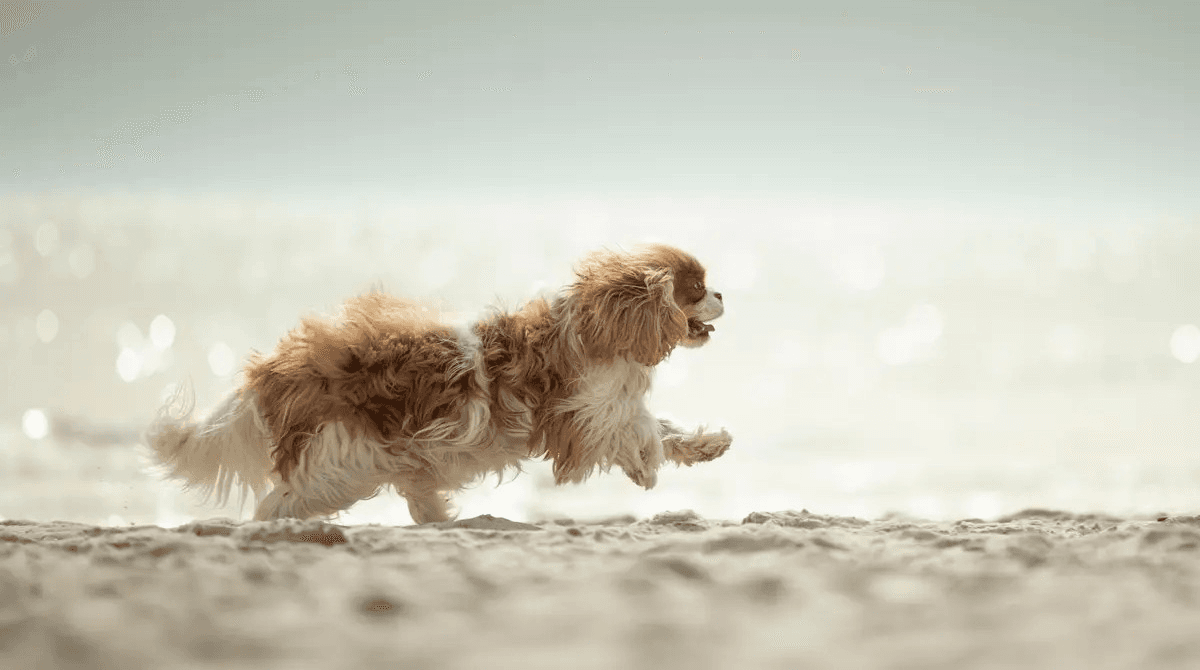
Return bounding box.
[687,318,715,338]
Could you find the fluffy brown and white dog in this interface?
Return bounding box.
[145,244,731,523]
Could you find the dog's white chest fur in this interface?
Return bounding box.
[557,358,662,486]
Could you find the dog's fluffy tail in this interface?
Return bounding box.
[144,384,275,506]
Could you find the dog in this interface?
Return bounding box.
[145,243,731,523]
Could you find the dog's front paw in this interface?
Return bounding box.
[406,490,457,525]
[441,491,461,522]
[671,429,732,465]
[695,429,732,462]
[623,465,658,490]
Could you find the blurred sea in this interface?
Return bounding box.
[3,192,1199,525]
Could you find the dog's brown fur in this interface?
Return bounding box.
[148,244,730,522]
[245,245,712,487]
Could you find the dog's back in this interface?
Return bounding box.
[243,293,477,482]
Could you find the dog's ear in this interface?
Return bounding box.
[568,255,688,366]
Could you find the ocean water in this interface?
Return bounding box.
[2,193,1199,525]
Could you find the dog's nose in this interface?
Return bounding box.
[714,292,723,301]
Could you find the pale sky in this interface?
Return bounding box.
[2,1,1197,208]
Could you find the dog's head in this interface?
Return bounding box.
[563,244,724,366]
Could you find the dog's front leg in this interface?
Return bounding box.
[659,418,732,466]
[617,415,665,490]
[396,470,458,524]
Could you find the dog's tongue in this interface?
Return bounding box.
[690,319,715,335]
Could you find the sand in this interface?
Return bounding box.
[3,509,1200,670]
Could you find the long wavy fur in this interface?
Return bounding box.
[144,244,730,522]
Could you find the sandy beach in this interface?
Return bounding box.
[4,509,1199,670]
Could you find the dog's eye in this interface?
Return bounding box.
[693,281,704,291]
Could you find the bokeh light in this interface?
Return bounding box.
[69,244,96,279]
[1170,325,1200,364]
[149,315,176,350]
[35,222,59,257]
[35,309,59,343]
[208,342,236,377]
[111,318,176,382]
[22,408,49,440]
[116,348,143,382]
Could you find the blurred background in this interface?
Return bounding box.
[2,1,1198,525]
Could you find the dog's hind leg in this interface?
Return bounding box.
[252,422,387,520]
[253,476,381,521]
[253,481,300,521]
